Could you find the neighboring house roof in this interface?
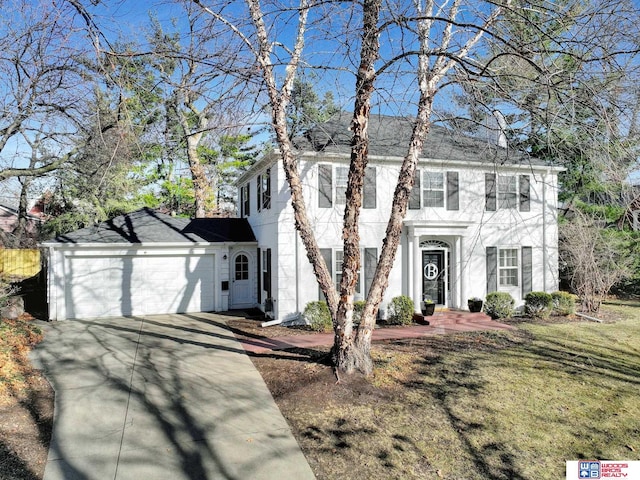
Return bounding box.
[45,208,257,245]
[291,112,549,166]
[0,203,43,235]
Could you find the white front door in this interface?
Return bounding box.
[231,252,253,308]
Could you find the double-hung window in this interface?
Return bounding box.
[240,184,250,217]
[485,173,530,212]
[423,171,445,207]
[498,176,517,208]
[318,247,378,300]
[257,169,271,211]
[498,248,519,287]
[335,167,348,206]
[318,164,377,209]
[409,170,459,210]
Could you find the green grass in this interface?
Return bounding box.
[283,304,640,479]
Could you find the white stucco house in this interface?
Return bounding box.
[236,113,563,323]
[43,113,562,322]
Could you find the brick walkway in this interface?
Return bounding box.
[238,310,516,354]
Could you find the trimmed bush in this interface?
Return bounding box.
[303,301,332,332]
[551,291,577,316]
[483,292,515,319]
[524,291,553,318]
[387,295,414,325]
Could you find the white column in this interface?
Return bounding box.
[413,232,422,312]
[455,236,463,309]
[407,230,414,310]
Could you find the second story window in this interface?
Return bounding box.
[257,168,271,211]
[485,173,530,212]
[335,166,348,206]
[423,171,445,207]
[318,164,377,209]
[240,184,250,217]
[498,176,517,208]
[409,170,459,210]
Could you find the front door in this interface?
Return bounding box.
[422,250,445,304]
[231,253,252,307]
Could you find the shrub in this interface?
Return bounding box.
[551,291,577,316]
[524,291,553,318]
[387,295,414,325]
[483,292,515,319]
[303,301,332,332]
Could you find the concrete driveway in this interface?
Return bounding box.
[31,312,315,480]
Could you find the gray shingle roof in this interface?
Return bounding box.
[292,112,546,166]
[47,208,256,244]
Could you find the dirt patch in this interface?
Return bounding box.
[0,315,53,480]
[0,374,53,480]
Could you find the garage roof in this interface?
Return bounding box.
[46,208,257,244]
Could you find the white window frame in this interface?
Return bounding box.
[498,175,517,209]
[335,166,348,206]
[422,171,445,207]
[498,248,519,287]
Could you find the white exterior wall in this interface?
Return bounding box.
[239,152,562,322]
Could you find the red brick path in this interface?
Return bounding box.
[238,310,516,354]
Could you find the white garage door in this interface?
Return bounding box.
[65,254,215,319]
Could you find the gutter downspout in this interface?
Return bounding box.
[542,172,548,291]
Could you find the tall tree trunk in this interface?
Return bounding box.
[185,134,213,218]
[174,93,214,218]
[245,0,340,314]
[12,177,32,247]
[333,0,381,375]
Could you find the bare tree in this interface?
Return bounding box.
[0,1,98,183]
[145,4,253,217]
[560,211,633,312]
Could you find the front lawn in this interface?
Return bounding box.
[249,305,640,479]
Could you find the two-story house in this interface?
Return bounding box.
[236,113,563,322]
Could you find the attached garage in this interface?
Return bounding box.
[44,209,257,320]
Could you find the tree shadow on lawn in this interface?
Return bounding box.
[400,333,530,480]
[396,327,640,479]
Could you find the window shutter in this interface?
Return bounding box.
[256,248,261,300]
[486,246,497,293]
[364,248,377,297]
[409,170,421,209]
[240,187,245,217]
[521,246,532,296]
[363,166,377,209]
[318,165,333,208]
[519,175,530,212]
[319,248,332,300]
[485,173,496,211]
[264,169,271,209]
[246,185,251,217]
[257,174,262,212]
[446,171,459,211]
[265,248,272,298]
